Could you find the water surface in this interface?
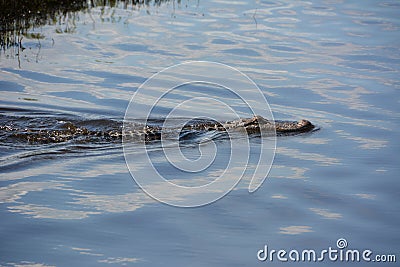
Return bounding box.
[0,0,399,266]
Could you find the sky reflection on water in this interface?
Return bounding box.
[0,0,399,266]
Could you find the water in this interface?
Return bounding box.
[1,0,399,266]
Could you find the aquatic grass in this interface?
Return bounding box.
[0,0,175,50]
[0,0,88,49]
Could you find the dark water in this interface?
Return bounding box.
[1,0,399,266]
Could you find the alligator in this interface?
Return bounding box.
[0,115,316,144]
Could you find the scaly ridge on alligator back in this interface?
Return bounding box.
[0,115,316,144]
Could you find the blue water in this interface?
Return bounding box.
[1,0,399,266]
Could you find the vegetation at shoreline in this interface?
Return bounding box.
[0,0,173,49]
[0,0,87,48]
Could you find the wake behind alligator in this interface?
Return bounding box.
[0,114,316,145]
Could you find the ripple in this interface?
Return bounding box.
[353,193,376,200]
[319,42,346,47]
[278,147,341,166]
[269,165,308,179]
[0,81,25,92]
[309,208,342,220]
[269,45,303,53]
[211,38,236,45]
[342,62,393,72]
[185,44,206,50]
[0,181,64,204]
[279,225,313,235]
[335,130,388,149]
[222,48,261,57]
[8,204,100,219]
[2,68,81,84]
